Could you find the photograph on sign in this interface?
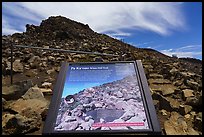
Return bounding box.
[54,62,150,131]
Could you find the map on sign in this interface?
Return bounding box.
[54,62,149,131]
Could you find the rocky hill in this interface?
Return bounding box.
[2,16,202,135]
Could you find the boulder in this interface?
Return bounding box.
[2,109,42,135]
[22,86,45,100]
[182,89,194,99]
[166,97,181,111]
[149,79,176,96]
[179,105,192,115]
[185,96,201,108]
[7,98,48,117]
[152,92,181,112]
[2,85,21,100]
[13,59,24,73]
[28,56,41,69]
[193,112,202,132]
[164,111,199,135]
[2,80,33,100]
[186,80,199,91]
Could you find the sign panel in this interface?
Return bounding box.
[43,61,161,135]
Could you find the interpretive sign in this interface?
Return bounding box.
[43,61,161,135]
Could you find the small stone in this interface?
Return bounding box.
[149,73,163,79]
[95,103,103,108]
[28,56,40,63]
[13,59,23,73]
[25,69,38,77]
[47,68,55,74]
[114,91,123,98]
[41,82,52,89]
[184,114,191,119]
[182,89,194,98]
[40,88,52,95]
[28,56,41,69]
[160,109,168,116]
[94,57,103,62]
[43,46,49,49]
[190,111,196,117]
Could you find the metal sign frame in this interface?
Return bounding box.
[43,61,161,135]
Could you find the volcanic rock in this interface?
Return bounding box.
[13,59,24,73]
[152,92,178,111]
[182,89,194,99]
[28,56,41,69]
[148,78,176,95]
[179,105,192,115]
[22,86,45,100]
[149,73,163,79]
[193,112,202,132]
[2,85,21,100]
[25,69,38,77]
[185,96,201,108]
[186,80,200,91]
[40,88,52,95]
[164,111,199,135]
[46,68,55,74]
[2,80,33,100]
[41,82,52,89]
[2,109,41,135]
[7,98,48,117]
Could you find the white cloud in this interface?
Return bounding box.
[2,16,22,35]
[108,32,131,37]
[160,44,202,58]
[107,32,131,40]
[2,2,186,36]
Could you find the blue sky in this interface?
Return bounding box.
[2,2,202,60]
[62,63,135,97]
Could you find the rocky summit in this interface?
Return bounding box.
[2,16,202,135]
